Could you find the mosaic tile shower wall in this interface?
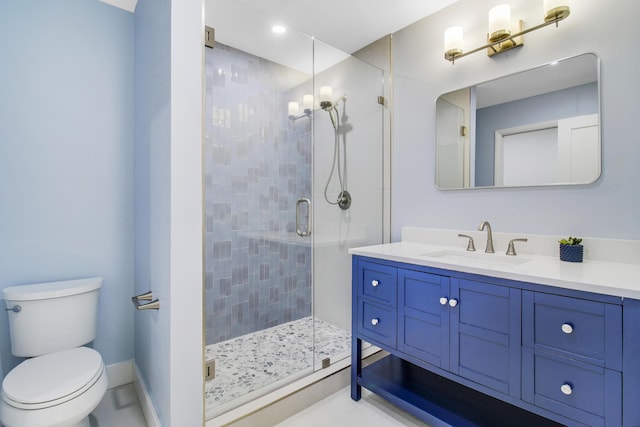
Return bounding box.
[204,43,313,345]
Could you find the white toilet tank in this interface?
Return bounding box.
[2,277,102,357]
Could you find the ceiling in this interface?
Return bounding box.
[206,0,459,55]
[98,0,137,13]
[205,0,458,73]
[100,0,459,73]
[476,53,598,108]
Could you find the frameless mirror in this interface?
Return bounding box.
[435,53,600,189]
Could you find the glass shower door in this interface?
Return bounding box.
[203,1,387,420]
[311,39,385,370]
[203,4,316,417]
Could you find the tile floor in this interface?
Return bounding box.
[205,316,351,417]
[91,384,147,427]
[274,386,431,427]
[93,383,431,427]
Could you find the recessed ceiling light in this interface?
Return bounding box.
[272,25,287,34]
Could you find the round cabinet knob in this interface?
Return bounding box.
[439,297,449,306]
[371,280,379,287]
[371,318,379,326]
[560,383,573,395]
[561,323,574,334]
[448,299,458,308]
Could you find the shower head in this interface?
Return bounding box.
[320,100,335,111]
[321,94,346,111]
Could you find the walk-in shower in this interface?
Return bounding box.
[203,1,387,420]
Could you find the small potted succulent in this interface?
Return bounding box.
[558,236,583,263]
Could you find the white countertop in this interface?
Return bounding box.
[350,241,640,299]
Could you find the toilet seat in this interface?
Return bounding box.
[2,347,104,410]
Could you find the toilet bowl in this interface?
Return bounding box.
[0,278,107,427]
[0,347,108,427]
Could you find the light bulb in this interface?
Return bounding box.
[303,94,313,111]
[320,86,333,103]
[489,4,511,42]
[444,26,463,59]
[288,101,299,117]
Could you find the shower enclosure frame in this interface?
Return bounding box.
[202,12,391,420]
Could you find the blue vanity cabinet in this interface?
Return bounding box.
[399,270,521,398]
[351,254,640,427]
[522,291,623,427]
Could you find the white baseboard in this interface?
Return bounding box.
[132,363,162,427]
[105,359,161,427]
[105,359,134,389]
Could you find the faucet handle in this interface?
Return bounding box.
[506,238,528,256]
[458,234,476,251]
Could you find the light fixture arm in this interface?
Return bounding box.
[289,109,312,121]
[445,13,567,63]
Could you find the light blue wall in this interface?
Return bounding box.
[134,0,204,424]
[133,0,171,424]
[393,0,640,240]
[475,82,598,186]
[0,0,134,375]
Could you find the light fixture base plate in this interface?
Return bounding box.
[487,20,524,57]
[445,49,463,61]
[545,6,570,22]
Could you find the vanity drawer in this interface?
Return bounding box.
[358,261,397,306]
[522,291,622,369]
[358,298,397,348]
[523,349,621,427]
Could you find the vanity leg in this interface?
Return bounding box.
[351,337,362,400]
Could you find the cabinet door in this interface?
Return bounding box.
[398,269,450,370]
[450,278,521,398]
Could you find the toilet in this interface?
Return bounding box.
[0,277,108,427]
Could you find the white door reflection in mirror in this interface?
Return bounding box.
[495,126,557,186]
[494,113,599,186]
[557,114,599,183]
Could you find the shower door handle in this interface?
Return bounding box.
[296,198,312,237]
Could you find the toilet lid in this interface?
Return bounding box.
[2,347,104,409]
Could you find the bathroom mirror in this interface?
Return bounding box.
[435,53,600,190]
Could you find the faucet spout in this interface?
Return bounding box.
[478,221,495,253]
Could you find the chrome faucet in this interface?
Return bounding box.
[478,221,495,253]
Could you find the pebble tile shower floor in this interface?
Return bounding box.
[204,316,351,417]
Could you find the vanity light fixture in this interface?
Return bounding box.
[444,0,570,63]
[288,94,313,121]
[319,86,334,110]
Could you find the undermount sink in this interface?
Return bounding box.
[419,249,531,268]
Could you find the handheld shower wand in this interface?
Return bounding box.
[322,94,351,210]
